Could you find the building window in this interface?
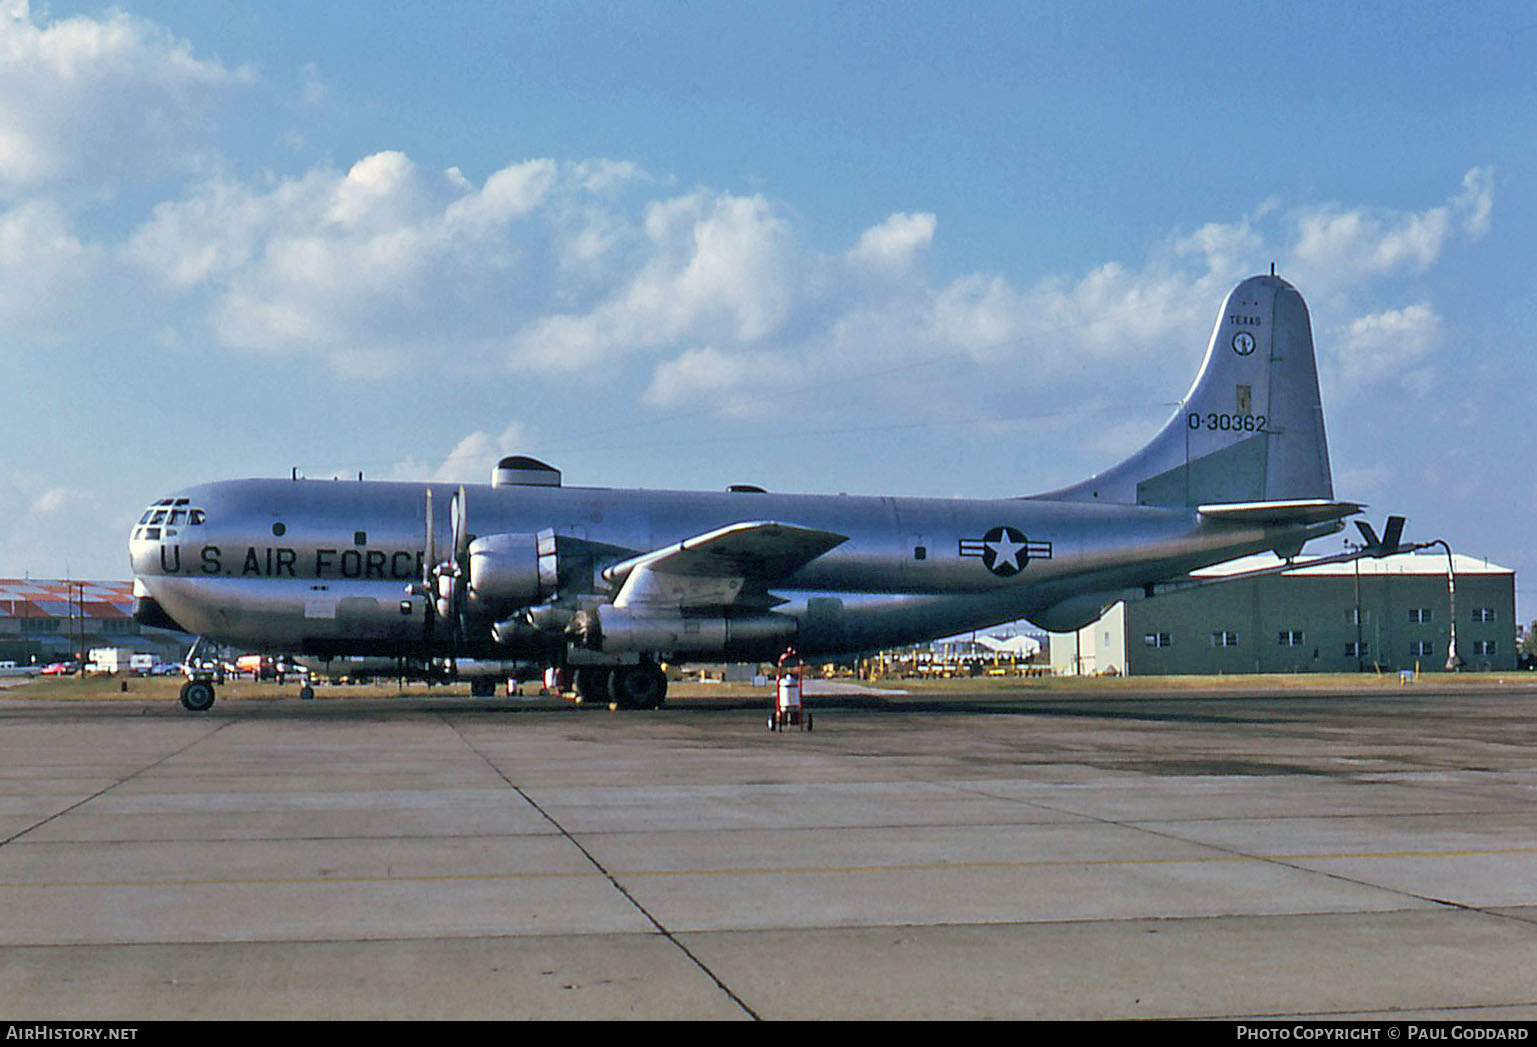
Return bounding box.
[1143,632,1172,648]
[1473,640,1497,656]
[1345,607,1369,625]
[1278,630,1305,647]
[1411,640,1436,657]
[1211,631,1239,648]
[1408,607,1434,623]
[1472,607,1496,623]
[1345,641,1369,657]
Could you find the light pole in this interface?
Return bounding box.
[1428,540,1463,671]
[1352,544,1364,672]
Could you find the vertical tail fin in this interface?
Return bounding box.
[1038,274,1334,507]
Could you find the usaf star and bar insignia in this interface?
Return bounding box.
[958,526,1052,577]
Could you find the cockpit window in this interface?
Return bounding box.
[135,500,205,541]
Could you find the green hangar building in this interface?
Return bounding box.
[1050,552,1516,676]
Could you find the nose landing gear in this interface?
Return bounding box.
[179,678,216,712]
[178,637,221,712]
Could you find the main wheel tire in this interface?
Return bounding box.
[574,667,608,703]
[179,679,215,712]
[469,678,495,698]
[608,663,667,710]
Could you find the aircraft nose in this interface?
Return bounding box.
[128,497,202,576]
[128,531,170,576]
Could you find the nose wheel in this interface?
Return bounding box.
[179,679,216,712]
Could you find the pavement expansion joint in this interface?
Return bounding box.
[442,716,762,1019]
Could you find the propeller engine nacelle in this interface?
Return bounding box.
[466,530,559,617]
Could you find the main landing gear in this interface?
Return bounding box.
[573,660,668,710]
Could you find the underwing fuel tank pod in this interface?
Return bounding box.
[130,274,1387,712]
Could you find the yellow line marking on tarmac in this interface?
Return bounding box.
[2,846,1534,890]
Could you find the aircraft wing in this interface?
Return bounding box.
[1197,499,1363,526]
[604,521,848,610]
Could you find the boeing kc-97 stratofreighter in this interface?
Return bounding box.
[130,274,1397,712]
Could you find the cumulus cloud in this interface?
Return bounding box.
[1284,167,1493,289]
[0,200,104,335]
[128,153,571,371]
[0,1,251,196]
[643,345,798,410]
[1334,303,1442,395]
[383,422,537,484]
[0,8,1496,438]
[0,471,125,577]
[850,211,936,270]
[0,150,1466,443]
[510,190,810,371]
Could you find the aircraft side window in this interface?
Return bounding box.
[168,509,186,526]
[150,510,167,525]
[189,509,205,525]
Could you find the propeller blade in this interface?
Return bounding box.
[419,486,437,645]
[452,485,470,569]
[423,488,436,585]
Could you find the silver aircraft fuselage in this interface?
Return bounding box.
[128,477,1329,661]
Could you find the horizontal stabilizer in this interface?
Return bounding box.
[1354,515,1406,557]
[1198,499,1363,527]
[606,521,848,610]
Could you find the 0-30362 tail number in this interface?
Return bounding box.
[1188,412,1267,433]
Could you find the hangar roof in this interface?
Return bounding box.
[1194,552,1513,579]
[0,581,135,620]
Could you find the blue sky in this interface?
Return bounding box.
[3,1,1534,618]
